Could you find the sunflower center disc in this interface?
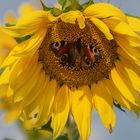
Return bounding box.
[38,19,118,87]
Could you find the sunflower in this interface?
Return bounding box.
[1,1,140,140]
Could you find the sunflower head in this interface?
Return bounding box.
[1,0,140,140]
[39,18,118,87]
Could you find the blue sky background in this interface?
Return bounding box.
[0,0,140,140]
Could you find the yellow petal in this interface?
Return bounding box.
[126,36,140,47]
[125,67,140,92]
[23,102,39,120]
[17,10,50,29]
[0,28,17,67]
[91,82,116,133]
[115,62,140,105]
[77,14,86,29]
[5,107,21,122]
[118,47,140,68]
[19,72,48,109]
[4,12,17,25]
[0,56,5,66]
[84,3,127,22]
[9,54,38,90]
[11,30,46,57]
[69,86,92,140]
[61,11,85,29]
[39,130,51,138]
[13,63,42,102]
[123,55,140,75]
[115,34,140,61]
[0,102,6,109]
[22,77,51,129]
[1,10,50,37]
[19,3,35,17]
[35,79,57,127]
[0,84,8,97]
[0,68,10,85]
[1,26,34,38]
[111,67,139,106]
[6,86,14,97]
[51,85,69,139]
[0,29,17,49]
[129,102,140,116]
[127,16,140,32]
[103,17,140,39]
[0,53,19,68]
[22,111,38,130]
[90,17,113,40]
[104,80,131,110]
[114,34,140,48]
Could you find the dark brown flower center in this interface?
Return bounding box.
[38,19,118,87]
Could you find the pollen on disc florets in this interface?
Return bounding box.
[38,19,118,87]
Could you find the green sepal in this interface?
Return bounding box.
[41,0,95,14]
[62,0,82,12]
[0,68,5,75]
[58,0,67,6]
[57,0,82,12]
[5,23,15,27]
[40,0,52,11]
[41,119,53,133]
[51,8,63,17]
[40,0,62,16]
[81,0,94,10]
[61,0,72,11]
[58,0,80,6]
[113,101,125,112]
[5,23,31,44]
[56,134,69,140]
[15,35,31,43]
[27,129,52,140]
[27,129,41,140]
